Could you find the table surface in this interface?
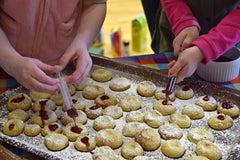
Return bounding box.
[0,52,239,159]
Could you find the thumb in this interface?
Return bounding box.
[59,49,73,70]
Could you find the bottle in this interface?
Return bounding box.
[123,40,130,57]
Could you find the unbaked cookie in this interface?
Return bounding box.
[121,141,144,159]
[63,97,86,112]
[63,122,88,141]
[3,119,24,136]
[144,110,165,128]
[187,156,210,160]
[187,128,214,144]
[61,110,87,125]
[182,104,204,119]
[8,93,32,111]
[175,85,194,100]
[44,133,69,151]
[153,100,176,116]
[93,146,123,160]
[119,96,141,112]
[208,114,233,130]
[109,77,131,91]
[155,88,176,101]
[217,101,239,117]
[82,84,105,100]
[75,135,96,152]
[31,110,58,127]
[122,122,146,137]
[8,109,29,122]
[135,128,160,151]
[137,81,156,97]
[93,115,115,131]
[196,140,222,160]
[50,93,64,106]
[41,122,63,137]
[24,124,41,137]
[85,104,103,119]
[169,112,191,128]
[32,99,56,112]
[95,129,123,149]
[158,123,183,140]
[73,77,93,91]
[125,111,144,123]
[102,105,123,119]
[29,90,51,102]
[161,139,185,158]
[95,94,118,109]
[91,68,112,82]
[195,95,218,111]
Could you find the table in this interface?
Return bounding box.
[0,52,239,159]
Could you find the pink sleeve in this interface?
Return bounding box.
[192,4,240,64]
[160,0,200,36]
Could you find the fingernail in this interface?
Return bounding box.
[169,72,173,75]
[182,48,185,51]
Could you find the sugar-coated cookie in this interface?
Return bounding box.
[187,128,214,144]
[75,135,96,152]
[158,123,183,140]
[93,115,115,131]
[208,114,233,130]
[29,90,51,102]
[109,77,131,91]
[82,84,105,100]
[133,156,150,160]
[3,119,24,136]
[50,93,64,106]
[92,68,112,82]
[182,104,204,119]
[121,141,144,160]
[119,96,141,111]
[122,122,146,137]
[187,156,210,160]
[169,112,191,128]
[41,122,63,137]
[126,111,144,123]
[73,77,93,91]
[217,101,239,117]
[95,94,118,109]
[8,109,29,122]
[31,110,58,127]
[153,100,176,116]
[161,139,185,158]
[8,93,32,111]
[32,99,56,112]
[63,122,88,141]
[24,124,41,137]
[44,133,69,151]
[85,104,103,119]
[175,85,194,100]
[155,88,176,101]
[144,110,165,128]
[196,140,222,160]
[102,105,123,119]
[67,84,76,96]
[93,146,123,160]
[62,97,86,111]
[195,95,217,111]
[61,110,87,125]
[137,81,156,97]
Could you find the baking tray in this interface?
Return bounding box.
[0,54,240,160]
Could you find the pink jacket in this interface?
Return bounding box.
[161,0,240,64]
[0,0,83,65]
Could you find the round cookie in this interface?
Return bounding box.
[135,128,160,151]
[196,140,222,160]
[24,124,41,137]
[133,156,150,160]
[50,94,64,106]
[217,101,239,117]
[32,99,56,112]
[8,109,29,122]
[195,95,218,111]
[82,84,105,100]
[8,93,32,111]
[67,84,76,96]
[29,90,51,102]
[73,77,93,91]
[61,110,87,125]
[187,128,214,144]
[169,112,191,128]
[63,122,88,141]
[119,96,141,112]
[208,114,233,130]
[75,135,96,152]
[175,85,194,100]
[95,94,118,109]
[109,77,131,91]
[44,133,69,151]
[187,156,210,160]
[31,110,58,127]
[93,115,116,131]
[158,123,183,140]
[137,81,156,97]
[122,122,146,137]
[102,105,123,119]
[121,141,144,160]
[85,104,103,119]
[125,111,144,123]
[3,119,24,136]
[144,110,165,128]
[41,122,63,137]
[63,97,86,111]
[153,100,176,116]
[155,88,176,101]
[95,129,123,149]
[182,104,204,119]
[93,146,122,160]
[161,139,185,158]
[91,68,112,82]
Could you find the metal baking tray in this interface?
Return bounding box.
[0,54,240,160]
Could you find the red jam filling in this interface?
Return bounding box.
[72,99,77,104]
[48,124,58,131]
[90,104,101,110]
[40,99,48,110]
[162,100,169,105]
[81,136,94,154]
[100,95,109,100]
[9,123,14,130]
[67,108,78,118]
[217,115,225,120]
[11,94,25,103]
[222,101,234,109]
[71,126,83,134]
[203,96,209,101]
[182,85,190,91]
[39,110,49,125]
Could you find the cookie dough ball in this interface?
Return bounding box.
[137,81,156,97]
[32,99,56,112]
[41,122,63,137]
[144,110,165,128]
[29,90,51,102]
[109,77,131,91]
[208,114,233,130]
[153,100,176,116]
[63,122,88,141]
[187,156,210,160]
[187,128,214,144]
[50,94,64,106]
[121,141,144,160]
[155,88,176,101]
[119,96,141,112]
[24,124,41,137]
[135,128,160,151]
[95,129,123,149]
[75,135,96,152]
[92,68,112,82]
[67,84,76,96]
[3,119,24,136]
[93,115,115,131]
[73,77,93,91]
[182,104,204,119]
[8,109,29,122]
[61,110,87,125]
[217,101,239,117]
[161,139,185,158]
[85,104,103,119]
[103,105,123,119]
[82,84,105,100]
[122,122,146,137]
[133,156,150,160]
[44,133,69,151]
[93,146,123,160]
[31,110,58,127]
[175,85,194,100]
[195,95,217,111]
[95,94,118,109]
[8,93,32,111]
[169,112,191,128]
[158,123,183,140]
[63,97,86,111]
[126,111,144,123]
[196,140,222,160]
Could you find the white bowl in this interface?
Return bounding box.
[197,47,240,83]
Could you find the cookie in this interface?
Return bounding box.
[73,77,93,91]
[93,115,115,131]
[175,85,194,100]
[102,105,123,119]
[93,146,123,160]
[82,84,105,100]
[24,124,41,137]
[62,97,86,112]
[217,101,239,117]
[133,156,150,160]
[75,135,96,152]
[119,96,141,112]
[161,139,185,158]
[208,114,233,130]
[3,119,24,136]
[50,94,64,106]
[41,122,63,137]
[29,90,51,102]
[187,156,210,160]
[196,140,222,160]
[31,110,58,127]
[144,110,165,128]
[44,133,69,151]
[188,128,214,144]
[8,109,29,122]
[153,100,176,116]
[8,93,32,111]
[125,111,144,123]
[137,81,156,97]
[158,123,183,140]
[63,122,88,141]
[195,95,217,111]
[32,99,56,112]
[122,122,146,137]
[155,88,176,101]
[95,94,118,109]
[182,104,204,119]
[121,141,144,159]
[61,110,87,125]
[109,77,131,91]
[91,68,112,82]
[169,112,191,128]
[85,104,103,119]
